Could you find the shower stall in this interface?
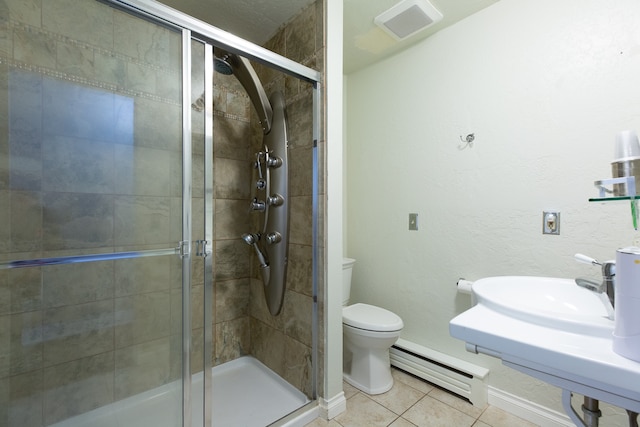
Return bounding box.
[0,0,323,426]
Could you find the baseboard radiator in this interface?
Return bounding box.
[390,338,489,408]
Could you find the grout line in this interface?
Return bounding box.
[360,370,496,427]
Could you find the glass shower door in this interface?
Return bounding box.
[0,2,187,426]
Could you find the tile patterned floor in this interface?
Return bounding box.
[305,368,539,427]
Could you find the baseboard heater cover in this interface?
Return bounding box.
[390,338,489,407]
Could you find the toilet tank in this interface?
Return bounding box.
[342,258,356,306]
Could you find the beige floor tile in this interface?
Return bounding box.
[403,395,476,427]
[368,378,425,415]
[390,417,418,427]
[478,406,539,427]
[335,368,539,427]
[427,387,485,418]
[334,392,399,427]
[342,380,359,399]
[391,368,435,394]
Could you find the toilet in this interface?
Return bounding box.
[342,258,403,394]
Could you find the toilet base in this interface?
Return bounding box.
[343,371,393,395]
[343,332,396,395]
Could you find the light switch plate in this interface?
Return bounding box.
[409,213,418,231]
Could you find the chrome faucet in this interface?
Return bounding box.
[575,278,604,293]
[575,253,616,307]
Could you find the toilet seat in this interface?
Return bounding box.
[343,303,403,332]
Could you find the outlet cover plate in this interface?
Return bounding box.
[542,211,560,235]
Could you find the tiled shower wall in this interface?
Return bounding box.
[193,49,254,367]
[246,0,325,399]
[190,0,326,400]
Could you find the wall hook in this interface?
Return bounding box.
[458,133,475,150]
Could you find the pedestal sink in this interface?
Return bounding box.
[450,276,640,426]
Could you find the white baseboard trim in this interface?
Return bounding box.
[319,392,347,420]
[488,386,574,427]
[277,403,320,427]
[390,338,489,408]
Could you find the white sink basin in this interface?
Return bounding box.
[472,276,614,337]
[450,275,640,418]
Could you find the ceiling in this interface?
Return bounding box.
[158,0,499,74]
[343,0,498,73]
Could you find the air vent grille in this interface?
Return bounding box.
[374,0,443,40]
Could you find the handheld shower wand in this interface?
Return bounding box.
[241,233,268,268]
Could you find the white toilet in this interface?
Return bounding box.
[342,258,403,394]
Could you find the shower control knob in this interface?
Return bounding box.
[266,155,282,168]
[265,232,282,245]
[250,198,266,212]
[267,193,284,206]
[256,179,266,190]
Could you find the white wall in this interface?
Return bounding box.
[324,0,346,417]
[346,0,640,420]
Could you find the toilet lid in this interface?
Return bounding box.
[343,303,403,332]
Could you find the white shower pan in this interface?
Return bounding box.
[49,356,309,427]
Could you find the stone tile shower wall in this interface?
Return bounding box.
[0,1,185,425]
[246,0,325,399]
[192,48,254,366]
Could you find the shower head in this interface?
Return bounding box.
[190,54,233,111]
[214,55,233,75]
[213,48,273,134]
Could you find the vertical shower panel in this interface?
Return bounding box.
[0,2,186,426]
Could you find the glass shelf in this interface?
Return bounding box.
[589,196,636,202]
[591,177,636,200]
[591,177,638,229]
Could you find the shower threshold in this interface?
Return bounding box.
[49,356,309,427]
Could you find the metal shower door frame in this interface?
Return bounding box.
[181,35,215,427]
[201,42,215,427]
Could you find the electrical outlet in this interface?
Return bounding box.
[542,211,560,235]
[409,213,418,231]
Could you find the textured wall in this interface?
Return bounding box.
[346,0,640,424]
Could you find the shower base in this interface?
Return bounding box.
[50,356,309,427]
[207,356,310,426]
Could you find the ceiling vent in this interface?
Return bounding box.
[374,0,443,41]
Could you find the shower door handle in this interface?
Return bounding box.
[195,240,211,257]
